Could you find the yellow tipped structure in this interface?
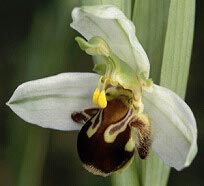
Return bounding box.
[92,88,100,105]
[92,76,108,108]
[98,90,107,108]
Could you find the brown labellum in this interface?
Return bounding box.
[77,99,135,176]
[72,97,152,176]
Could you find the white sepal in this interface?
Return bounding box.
[7,73,99,131]
[143,84,197,170]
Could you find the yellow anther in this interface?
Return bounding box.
[92,88,100,105]
[92,76,109,108]
[98,90,107,108]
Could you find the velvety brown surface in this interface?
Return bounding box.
[77,100,135,174]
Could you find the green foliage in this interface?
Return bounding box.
[132,0,170,83]
[160,0,195,99]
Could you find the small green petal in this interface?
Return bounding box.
[93,63,107,75]
[76,36,142,98]
[76,36,110,57]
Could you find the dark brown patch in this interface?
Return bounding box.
[77,99,135,175]
[71,112,88,124]
[71,108,100,124]
[102,99,128,125]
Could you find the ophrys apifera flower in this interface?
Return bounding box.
[7,5,197,176]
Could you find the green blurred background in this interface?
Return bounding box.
[0,0,203,185]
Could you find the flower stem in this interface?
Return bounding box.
[135,152,170,186]
[111,159,140,186]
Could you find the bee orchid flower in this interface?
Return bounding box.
[7,5,197,177]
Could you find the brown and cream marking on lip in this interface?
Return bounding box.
[72,97,152,176]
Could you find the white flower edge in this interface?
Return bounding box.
[70,5,150,78]
[7,73,197,170]
[7,73,99,131]
[143,84,197,170]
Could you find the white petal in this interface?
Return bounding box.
[7,73,99,131]
[71,5,150,78]
[143,84,197,170]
